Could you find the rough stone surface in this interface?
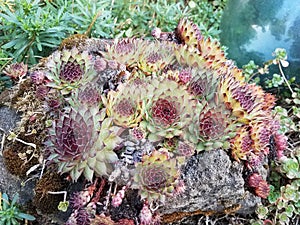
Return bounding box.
[0,106,20,140]
[0,106,35,205]
[0,156,35,205]
[160,150,261,218]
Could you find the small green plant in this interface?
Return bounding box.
[242,48,296,95]
[248,48,300,225]
[0,0,227,67]
[0,193,35,225]
[0,0,73,64]
[252,154,300,225]
[0,74,12,93]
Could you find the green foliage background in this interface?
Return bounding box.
[0,0,226,65]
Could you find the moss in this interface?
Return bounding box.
[34,172,67,214]
[3,147,31,177]
[3,133,42,177]
[59,34,88,50]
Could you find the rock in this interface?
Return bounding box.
[0,106,20,140]
[0,156,35,206]
[161,149,261,224]
[0,106,35,205]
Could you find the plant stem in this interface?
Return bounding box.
[48,191,67,202]
[278,62,294,95]
[14,137,36,149]
[247,71,260,82]
[85,10,102,37]
[0,133,5,156]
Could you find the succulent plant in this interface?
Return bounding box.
[137,41,175,75]
[45,47,96,95]
[102,38,143,68]
[197,37,227,67]
[139,202,153,225]
[175,140,195,157]
[70,191,91,210]
[185,96,238,151]
[250,120,272,156]
[35,85,49,100]
[248,173,270,199]
[230,126,253,162]
[0,193,35,224]
[90,214,115,225]
[30,70,45,84]
[120,136,154,166]
[3,62,28,80]
[140,77,198,141]
[23,17,288,223]
[70,83,102,107]
[175,18,202,48]
[131,149,181,203]
[105,81,146,128]
[173,18,227,70]
[273,132,288,159]
[219,74,266,124]
[280,156,300,179]
[187,67,219,101]
[116,218,136,225]
[66,203,96,225]
[176,18,226,67]
[45,105,122,181]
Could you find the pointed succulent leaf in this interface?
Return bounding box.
[175,18,202,48]
[101,38,143,67]
[137,41,175,75]
[142,77,198,141]
[45,48,96,95]
[45,105,120,181]
[131,149,181,203]
[106,80,147,128]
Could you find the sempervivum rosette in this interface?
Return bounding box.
[102,38,142,68]
[45,106,122,181]
[70,83,102,107]
[187,67,220,101]
[131,149,181,203]
[219,73,266,124]
[197,37,227,67]
[140,77,198,141]
[105,80,147,128]
[230,126,254,162]
[3,62,28,80]
[137,40,175,75]
[185,96,238,151]
[45,47,96,95]
[175,18,202,48]
[247,173,270,199]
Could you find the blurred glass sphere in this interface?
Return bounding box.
[220,0,300,80]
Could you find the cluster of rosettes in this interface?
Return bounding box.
[41,17,287,213]
[131,149,182,203]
